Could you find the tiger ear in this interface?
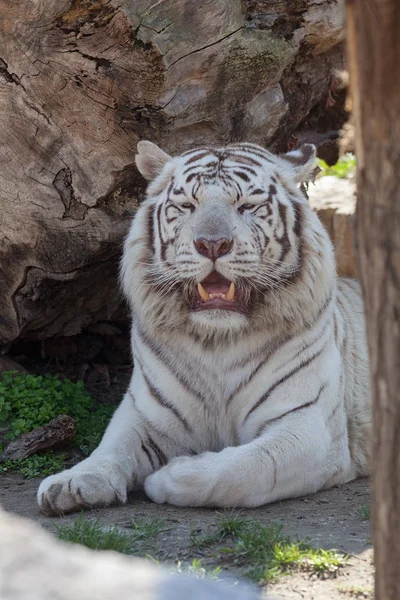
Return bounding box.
[281,144,317,184]
[135,141,171,181]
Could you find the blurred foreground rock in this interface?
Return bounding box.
[0,506,261,600]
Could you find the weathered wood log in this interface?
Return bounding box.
[1,415,76,460]
[346,0,400,598]
[0,507,260,600]
[0,0,346,346]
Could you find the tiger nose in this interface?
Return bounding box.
[193,237,234,260]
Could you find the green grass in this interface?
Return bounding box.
[190,513,346,583]
[0,371,115,477]
[338,584,373,597]
[170,558,222,581]
[317,153,356,179]
[360,504,371,521]
[131,516,169,541]
[56,513,168,554]
[57,515,136,554]
[55,512,346,585]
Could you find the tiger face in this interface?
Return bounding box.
[125,141,329,336]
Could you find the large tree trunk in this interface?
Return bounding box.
[0,0,345,346]
[346,1,400,598]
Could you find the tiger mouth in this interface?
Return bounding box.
[191,272,248,313]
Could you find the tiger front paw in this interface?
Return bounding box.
[37,462,128,515]
[144,453,220,507]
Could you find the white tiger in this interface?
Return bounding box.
[38,141,371,514]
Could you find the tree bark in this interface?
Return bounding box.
[346,1,400,598]
[0,0,346,346]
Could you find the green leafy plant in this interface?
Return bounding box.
[317,153,356,179]
[0,371,115,476]
[1,453,66,478]
[190,513,347,583]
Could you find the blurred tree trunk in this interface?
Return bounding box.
[346,1,400,598]
[0,0,346,345]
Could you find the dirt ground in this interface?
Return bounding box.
[0,473,373,599]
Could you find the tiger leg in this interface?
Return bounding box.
[37,391,180,515]
[144,408,347,508]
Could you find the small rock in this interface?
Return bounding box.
[308,176,357,279]
[0,357,28,375]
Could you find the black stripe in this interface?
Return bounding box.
[183,161,218,177]
[292,200,303,237]
[290,317,331,362]
[327,398,342,424]
[261,448,277,489]
[223,163,258,176]
[254,222,269,250]
[141,443,155,468]
[186,172,198,183]
[250,188,266,196]
[244,346,325,422]
[269,183,277,195]
[341,278,359,293]
[184,151,213,165]
[234,170,250,182]
[227,146,274,163]
[303,289,334,330]
[275,202,291,264]
[333,310,339,345]
[225,152,262,167]
[256,382,327,437]
[128,390,177,451]
[250,222,262,252]
[182,146,214,158]
[183,165,202,176]
[156,203,168,262]
[136,323,207,403]
[142,370,191,431]
[147,204,155,255]
[191,177,201,200]
[226,336,289,405]
[147,433,167,466]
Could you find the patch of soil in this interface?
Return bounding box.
[0,474,373,599]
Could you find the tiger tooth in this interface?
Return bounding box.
[225,282,235,302]
[197,282,210,302]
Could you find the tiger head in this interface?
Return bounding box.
[122,141,335,339]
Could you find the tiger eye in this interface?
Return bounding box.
[181,202,195,211]
[238,203,256,213]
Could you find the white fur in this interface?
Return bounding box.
[38,143,371,514]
